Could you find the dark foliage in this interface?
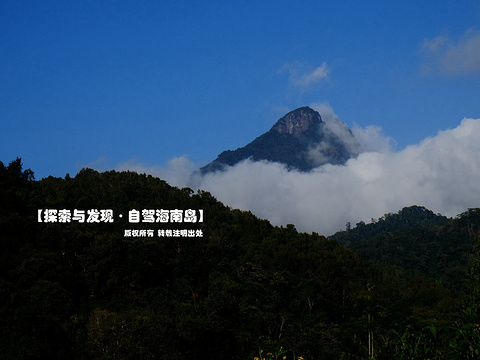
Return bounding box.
[330,206,479,293]
[1,158,480,359]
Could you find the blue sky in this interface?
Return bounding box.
[2,0,480,180]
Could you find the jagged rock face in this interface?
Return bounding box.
[272,106,322,137]
[201,106,360,174]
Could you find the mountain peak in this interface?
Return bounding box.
[272,106,323,137]
[201,106,359,174]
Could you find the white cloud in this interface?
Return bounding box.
[118,116,480,236]
[116,155,199,189]
[311,102,364,155]
[421,29,480,76]
[351,125,395,153]
[281,62,330,88]
[312,102,395,153]
[194,117,480,235]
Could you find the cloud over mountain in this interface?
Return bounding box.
[118,111,480,236]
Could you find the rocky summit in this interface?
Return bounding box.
[272,106,323,137]
[201,106,361,174]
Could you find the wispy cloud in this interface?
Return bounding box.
[421,28,480,76]
[281,62,330,88]
[311,102,396,154]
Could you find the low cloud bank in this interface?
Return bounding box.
[118,117,480,236]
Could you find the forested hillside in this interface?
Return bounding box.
[330,206,480,292]
[1,158,480,359]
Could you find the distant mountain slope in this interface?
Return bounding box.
[201,106,361,173]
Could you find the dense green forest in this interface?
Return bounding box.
[329,206,480,293]
[1,158,480,359]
